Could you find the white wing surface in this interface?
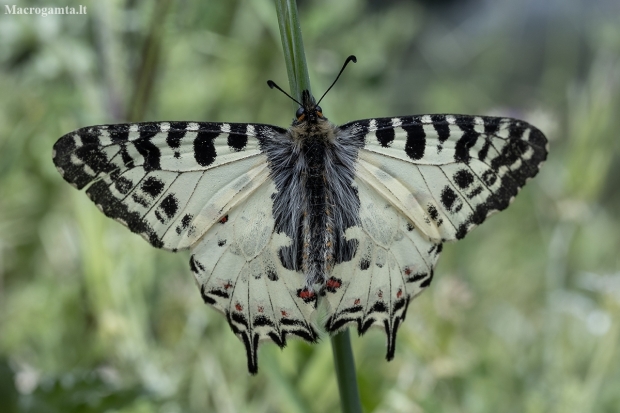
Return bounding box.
[339,114,548,242]
[189,180,319,373]
[324,177,441,359]
[52,121,286,251]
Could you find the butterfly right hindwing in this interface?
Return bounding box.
[324,176,441,359]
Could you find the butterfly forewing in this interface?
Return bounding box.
[52,121,286,250]
[340,114,548,241]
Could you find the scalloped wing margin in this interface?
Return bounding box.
[189,180,319,374]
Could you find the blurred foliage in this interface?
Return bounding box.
[1,0,620,412]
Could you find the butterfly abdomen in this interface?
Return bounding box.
[301,136,333,286]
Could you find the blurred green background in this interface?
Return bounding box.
[1,0,620,412]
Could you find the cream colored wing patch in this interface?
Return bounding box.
[189,180,319,374]
[323,177,441,360]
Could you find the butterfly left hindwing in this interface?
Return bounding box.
[189,179,319,374]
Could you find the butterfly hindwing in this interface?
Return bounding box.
[339,114,548,242]
[52,121,286,251]
[324,177,441,359]
[189,180,319,374]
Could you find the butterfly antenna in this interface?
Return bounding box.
[267,80,303,106]
[316,55,357,106]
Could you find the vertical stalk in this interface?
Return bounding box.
[273,2,363,412]
[331,330,364,413]
[274,0,311,103]
[127,0,173,122]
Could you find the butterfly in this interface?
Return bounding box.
[52,56,548,374]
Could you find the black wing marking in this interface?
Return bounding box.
[53,121,286,250]
[339,114,548,242]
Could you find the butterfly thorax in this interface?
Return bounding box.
[288,119,336,144]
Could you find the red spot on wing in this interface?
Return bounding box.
[397,289,403,298]
[299,289,315,300]
[404,266,412,276]
[297,287,318,303]
[378,290,383,299]
[223,281,233,289]
[326,277,341,290]
[258,306,264,313]
[354,298,361,305]
[219,215,229,224]
[235,303,243,312]
[281,310,288,317]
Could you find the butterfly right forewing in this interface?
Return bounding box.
[339,114,548,242]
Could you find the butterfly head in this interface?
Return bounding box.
[294,90,325,125]
[267,55,357,127]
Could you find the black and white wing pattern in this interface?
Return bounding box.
[53,121,319,373]
[346,114,547,242]
[188,179,319,374]
[323,114,547,358]
[52,121,282,251]
[324,176,442,359]
[53,112,547,373]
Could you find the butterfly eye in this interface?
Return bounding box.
[315,106,324,117]
[295,107,305,120]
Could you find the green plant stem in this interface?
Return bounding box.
[127,0,172,122]
[273,2,363,412]
[331,330,363,413]
[274,0,311,103]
